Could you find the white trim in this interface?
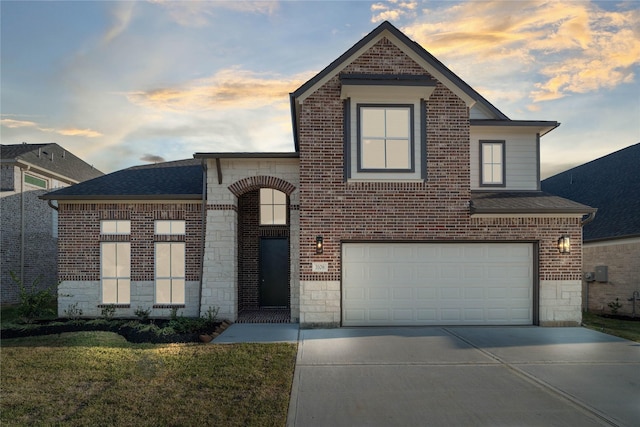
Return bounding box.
[14,159,80,184]
[341,84,434,100]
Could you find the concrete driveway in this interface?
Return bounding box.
[287,327,640,427]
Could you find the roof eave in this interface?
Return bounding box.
[471,120,560,136]
[193,152,299,159]
[40,194,202,201]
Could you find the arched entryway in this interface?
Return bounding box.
[231,177,294,323]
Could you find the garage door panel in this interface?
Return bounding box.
[342,243,534,326]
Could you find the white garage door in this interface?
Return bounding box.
[342,242,533,326]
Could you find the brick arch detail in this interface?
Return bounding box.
[228,176,296,197]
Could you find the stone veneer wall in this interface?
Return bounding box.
[297,36,584,327]
[56,202,203,317]
[202,158,299,322]
[583,238,640,316]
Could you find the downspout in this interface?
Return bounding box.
[581,210,596,315]
[197,159,207,317]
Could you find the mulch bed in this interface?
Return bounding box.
[1,319,231,344]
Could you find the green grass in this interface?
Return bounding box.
[582,311,640,343]
[1,332,297,427]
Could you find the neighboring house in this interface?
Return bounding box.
[1,143,103,303]
[43,21,595,327]
[542,143,640,316]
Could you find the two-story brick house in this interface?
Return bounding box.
[1,143,103,303]
[43,21,594,326]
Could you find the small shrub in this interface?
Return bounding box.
[10,271,56,321]
[134,306,151,321]
[64,303,83,320]
[169,306,179,320]
[101,304,116,319]
[608,298,622,315]
[202,307,220,332]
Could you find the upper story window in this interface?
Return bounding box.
[101,220,131,235]
[480,141,505,187]
[340,74,435,182]
[24,174,47,189]
[260,188,287,225]
[359,105,413,171]
[155,220,185,235]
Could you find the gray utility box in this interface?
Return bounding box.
[595,265,608,282]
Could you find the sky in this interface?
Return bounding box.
[1,0,639,179]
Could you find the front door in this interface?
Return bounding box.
[259,238,289,307]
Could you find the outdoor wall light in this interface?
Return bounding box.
[315,236,323,254]
[558,235,571,254]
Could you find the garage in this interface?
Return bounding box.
[342,242,534,326]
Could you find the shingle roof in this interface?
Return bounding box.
[470,191,596,214]
[41,158,203,200]
[1,143,103,182]
[541,143,640,242]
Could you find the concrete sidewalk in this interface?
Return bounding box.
[212,323,299,344]
[287,327,640,427]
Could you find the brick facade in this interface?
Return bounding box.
[583,238,640,316]
[296,37,584,326]
[237,189,290,311]
[57,202,203,317]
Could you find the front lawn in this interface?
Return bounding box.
[582,311,640,343]
[1,332,297,427]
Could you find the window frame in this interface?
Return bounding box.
[259,188,287,225]
[356,104,415,173]
[100,220,131,235]
[479,140,506,187]
[24,174,47,189]
[155,220,186,235]
[100,242,131,304]
[154,242,186,305]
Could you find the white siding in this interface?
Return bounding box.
[470,128,539,191]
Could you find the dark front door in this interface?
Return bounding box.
[259,238,289,307]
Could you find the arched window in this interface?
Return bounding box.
[260,188,287,225]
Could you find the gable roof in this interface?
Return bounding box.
[1,143,103,183]
[290,21,516,151]
[41,158,203,201]
[541,143,640,242]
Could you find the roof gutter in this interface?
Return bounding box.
[581,210,597,227]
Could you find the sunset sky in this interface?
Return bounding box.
[2,1,638,178]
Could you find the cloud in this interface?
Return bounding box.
[1,118,103,138]
[1,119,38,128]
[126,68,313,112]
[56,128,104,138]
[371,0,417,23]
[399,1,640,103]
[149,0,278,27]
[102,2,135,45]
